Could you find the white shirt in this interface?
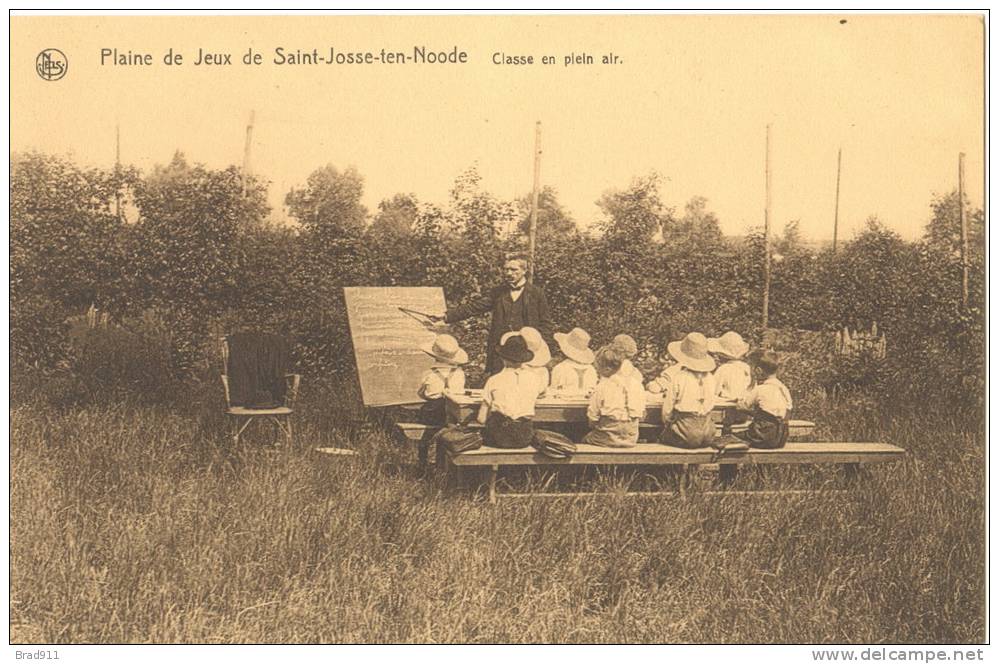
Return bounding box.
[527,365,550,393]
[661,367,717,418]
[738,376,793,418]
[550,359,598,396]
[619,359,644,389]
[509,279,526,302]
[714,360,752,400]
[418,365,466,400]
[481,367,546,419]
[588,372,647,422]
[646,363,682,393]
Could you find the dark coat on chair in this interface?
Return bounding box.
[446,282,554,375]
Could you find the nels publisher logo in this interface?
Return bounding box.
[36,49,67,81]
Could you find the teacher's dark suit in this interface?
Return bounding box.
[446,282,554,375]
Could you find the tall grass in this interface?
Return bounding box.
[10,386,984,643]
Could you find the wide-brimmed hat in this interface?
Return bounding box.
[519,327,551,367]
[422,334,468,365]
[667,332,716,373]
[707,331,750,360]
[611,334,638,358]
[554,327,595,364]
[496,334,534,364]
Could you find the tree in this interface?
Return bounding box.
[595,172,670,242]
[285,164,367,238]
[663,195,723,247]
[366,193,421,284]
[924,190,985,258]
[10,151,137,310]
[129,151,269,315]
[515,186,579,241]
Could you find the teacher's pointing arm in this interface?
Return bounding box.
[445,288,495,324]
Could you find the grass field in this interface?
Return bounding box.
[9,383,985,644]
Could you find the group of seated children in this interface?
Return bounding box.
[418,326,792,451]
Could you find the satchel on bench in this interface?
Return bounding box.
[532,429,577,459]
[435,425,484,454]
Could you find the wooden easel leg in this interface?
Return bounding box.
[488,465,498,504]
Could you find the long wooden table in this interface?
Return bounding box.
[445,390,736,425]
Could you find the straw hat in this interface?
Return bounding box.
[554,327,595,364]
[518,327,551,367]
[421,334,468,365]
[496,334,534,364]
[707,331,750,360]
[667,332,716,373]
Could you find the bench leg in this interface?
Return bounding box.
[679,464,690,496]
[719,464,739,487]
[488,465,499,504]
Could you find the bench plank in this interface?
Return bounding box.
[447,442,904,467]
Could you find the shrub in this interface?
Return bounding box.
[71,313,178,405]
[10,293,70,370]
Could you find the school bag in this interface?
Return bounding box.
[532,429,577,459]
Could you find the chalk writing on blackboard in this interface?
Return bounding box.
[344,287,448,407]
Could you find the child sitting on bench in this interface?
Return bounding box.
[550,327,598,397]
[610,333,644,388]
[658,332,719,449]
[478,334,546,449]
[736,350,793,449]
[518,327,552,394]
[584,346,647,448]
[708,331,752,400]
[417,334,468,423]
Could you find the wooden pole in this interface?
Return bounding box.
[833,147,842,253]
[114,123,122,222]
[762,124,772,329]
[959,152,968,308]
[527,121,541,284]
[242,110,255,197]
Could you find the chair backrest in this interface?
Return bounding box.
[222,332,292,409]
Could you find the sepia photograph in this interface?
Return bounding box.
[8,10,987,651]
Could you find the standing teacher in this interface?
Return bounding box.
[437,253,554,376]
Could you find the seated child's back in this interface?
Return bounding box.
[551,327,598,396]
[584,347,647,448]
[478,334,546,449]
[736,350,793,449]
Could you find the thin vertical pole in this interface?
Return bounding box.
[527,121,541,284]
[833,147,842,253]
[114,123,122,222]
[762,124,772,329]
[959,152,968,308]
[242,110,255,197]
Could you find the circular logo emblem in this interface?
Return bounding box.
[36,49,67,81]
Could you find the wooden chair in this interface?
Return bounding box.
[221,336,300,446]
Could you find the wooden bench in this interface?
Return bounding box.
[396,420,818,467]
[443,441,905,503]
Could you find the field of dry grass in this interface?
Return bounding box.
[9,384,985,644]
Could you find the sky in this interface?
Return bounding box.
[11,13,985,241]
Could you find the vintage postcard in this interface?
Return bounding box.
[9,11,987,656]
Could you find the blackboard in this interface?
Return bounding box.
[343,286,448,407]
